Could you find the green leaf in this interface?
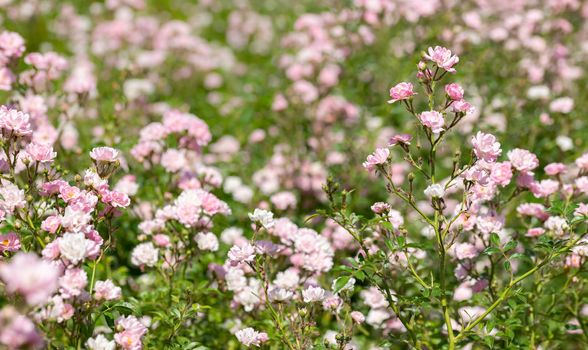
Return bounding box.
[483,247,501,256]
[490,233,501,247]
[333,276,351,293]
[504,241,517,252]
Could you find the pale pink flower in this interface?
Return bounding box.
[131,242,159,267]
[453,242,479,260]
[419,111,444,133]
[94,280,122,301]
[544,216,569,236]
[424,46,459,73]
[526,228,545,237]
[59,185,81,203]
[270,191,297,210]
[114,315,147,350]
[531,180,559,198]
[248,208,274,229]
[272,94,288,111]
[235,327,268,347]
[0,31,25,61]
[544,163,566,176]
[371,202,391,214]
[362,147,389,171]
[0,181,25,213]
[549,97,574,114]
[153,234,171,247]
[576,177,588,195]
[490,161,513,186]
[103,190,131,208]
[40,215,61,234]
[25,142,57,163]
[0,67,15,90]
[0,252,59,305]
[228,243,256,266]
[90,147,119,163]
[160,148,187,172]
[86,334,115,350]
[302,286,326,303]
[507,149,539,172]
[452,99,474,113]
[0,106,32,136]
[59,268,88,298]
[574,203,588,218]
[351,311,366,324]
[516,171,536,189]
[323,294,343,310]
[445,83,464,100]
[389,134,412,146]
[0,307,43,349]
[388,82,416,103]
[471,132,501,162]
[424,184,445,198]
[517,203,549,220]
[195,232,219,251]
[0,232,20,252]
[576,153,588,171]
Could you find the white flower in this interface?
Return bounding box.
[59,232,90,264]
[195,232,219,251]
[453,242,479,260]
[131,242,159,267]
[0,181,26,213]
[248,208,274,229]
[269,288,293,302]
[544,216,569,236]
[228,243,256,266]
[366,309,391,328]
[556,135,573,151]
[221,227,244,245]
[235,327,268,347]
[424,184,445,198]
[86,334,115,350]
[94,280,122,301]
[302,286,326,303]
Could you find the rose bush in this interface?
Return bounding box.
[1,0,588,349]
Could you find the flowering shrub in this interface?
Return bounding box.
[1,1,588,349]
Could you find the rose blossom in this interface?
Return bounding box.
[25,142,57,163]
[302,286,326,303]
[351,311,366,324]
[388,82,416,104]
[131,242,159,267]
[90,147,119,162]
[114,315,147,350]
[424,46,459,73]
[507,148,539,172]
[363,148,390,171]
[424,184,445,198]
[419,111,444,133]
[235,328,268,347]
[445,83,464,100]
[94,280,122,301]
[544,163,566,176]
[471,132,501,162]
[0,232,20,252]
[0,252,59,305]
